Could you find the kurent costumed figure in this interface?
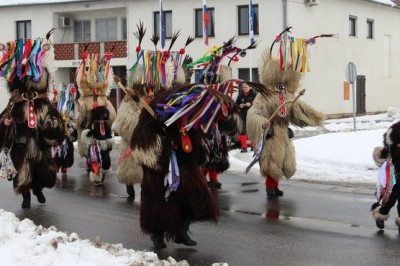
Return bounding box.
[189,38,258,189]
[75,47,116,185]
[113,22,194,198]
[52,83,78,174]
[0,33,65,208]
[197,64,233,189]
[130,38,246,248]
[371,121,400,232]
[247,28,329,197]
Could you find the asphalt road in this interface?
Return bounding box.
[1,149,400,266]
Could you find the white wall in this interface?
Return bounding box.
[0,0,399,116]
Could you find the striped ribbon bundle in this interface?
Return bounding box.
[87,139,102,175]
[188,42,241,84]
[155,80,237,134]
[129,49,184,90]
[275,34,327,73]
[164,150,180,201]
[277,36,310,72]
[80,52,111,85]
[0,39,45,82]
[56,83,77,121]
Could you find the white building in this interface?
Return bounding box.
[0,0,399,118]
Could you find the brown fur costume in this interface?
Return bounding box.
[0,38,65,207]
[113,22,192,197]
[131,85,242,242]
[247,49,325,183]
[113,57,192,191]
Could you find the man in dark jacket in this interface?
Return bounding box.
[236,82,256,152]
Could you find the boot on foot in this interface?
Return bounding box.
[150,233,166,249]
[21,192,31,208]
[208,180,222,189]
[174,232,197,246]
[266,188,275,197]
[376,220,385,229]
[395,217,400,233]
[266,188,283,197]
[274,188,284,196]
[126,185,135,197]
[33,189,46,203]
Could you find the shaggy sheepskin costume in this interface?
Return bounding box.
[247,37,325,196]
[371,121,400,231]
[0,37,65,208]
[75,51,115,185]
[113,91,143,196]
[129,33,244,248]
[131,81,242,248]
[113,22,194,197]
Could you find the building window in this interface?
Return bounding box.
[238,5,259,36]
[16,20,31,39]
[96,17,117,41]
[367,19,374,39]
[238,68,259,82]
[74,20,91,43]
[349,15,357,37]
[121,17,127,40]
[154,10,172,39]
[195,8,215,38]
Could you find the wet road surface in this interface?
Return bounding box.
[1,149,400,266]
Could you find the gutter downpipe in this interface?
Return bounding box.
[282,0,288,30]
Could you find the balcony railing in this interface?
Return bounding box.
[54,40,127,61]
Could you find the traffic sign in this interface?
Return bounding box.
[345,62,357,84]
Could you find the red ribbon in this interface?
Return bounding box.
[27,100,37,128]
[180,129,193,153]
[278,91,286,118]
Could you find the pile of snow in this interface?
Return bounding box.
[0,209,191,266]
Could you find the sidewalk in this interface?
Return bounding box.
[228,111,400,190]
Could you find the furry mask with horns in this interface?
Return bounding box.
[127,21,195,100]
[0,37,56,94]
[76,50,114,99]
[262,27,335,94]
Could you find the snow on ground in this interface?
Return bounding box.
[1,110,400,265]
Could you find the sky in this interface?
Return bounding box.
[1,111,399,265]
[0,0,397,6]
[0,0,84,6]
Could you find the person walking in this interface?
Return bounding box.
[371,121,400,231]
[236,82,256,153]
